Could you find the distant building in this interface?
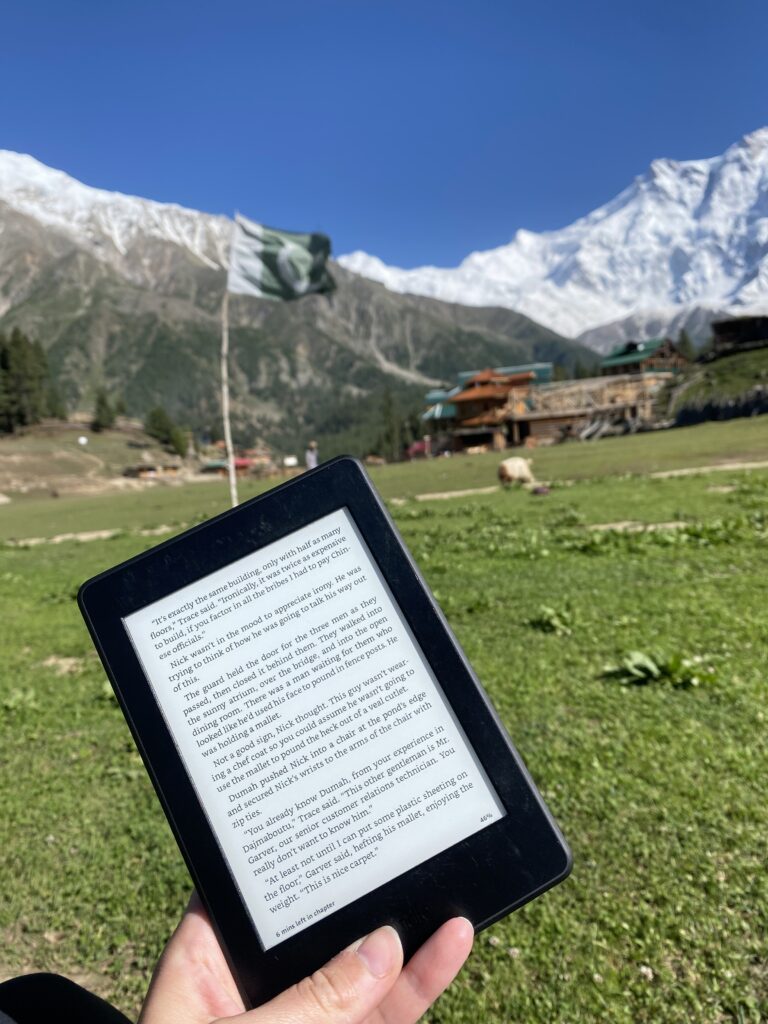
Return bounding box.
[600,338,688,376]
[421,360,674,451]
[518,372,672,444]
[711,316,768,357]
[422,363,551,452]
[450,369,539,451]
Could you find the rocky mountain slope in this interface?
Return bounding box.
[0,152,590,446]
[341,129,768,351]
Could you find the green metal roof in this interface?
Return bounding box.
[421,402,457,421]
[601,338,666,368]
[425,387,460,402]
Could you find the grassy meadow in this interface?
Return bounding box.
[0,419,767,1021]
[1,416,767,543]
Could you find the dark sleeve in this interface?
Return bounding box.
[0,974,132,1024]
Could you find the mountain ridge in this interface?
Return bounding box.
[339,128,768,350]
[0,167,590,449]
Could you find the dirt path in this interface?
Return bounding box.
[648,459,768,478]
[408,457,768,501]
[588,520,687,533]
[53,448,106,479]
[5,525,178,548]
[413,485,500,501]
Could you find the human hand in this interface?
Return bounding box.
[139,892,474,1024]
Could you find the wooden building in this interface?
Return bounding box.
[421,363,552,452]
[600,338,688,376]
[711,316,768,357]
[449,369,537,451]
[510,372,672,444]
[422,365,674,451]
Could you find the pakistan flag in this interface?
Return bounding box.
[226,213,335,300]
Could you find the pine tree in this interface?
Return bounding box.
[676,329,696,362]
[144,406,176,445]
[8,329,37,426]
[143,407,188,456]
[91,389,116,432]
[46,382,68,420]
[0,332,10,433]
[0,329,51,431]
[169,426,188,458]
[377,387,403,462]
[29,340,49,421]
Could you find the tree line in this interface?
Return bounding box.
[0,328,187,456]
[0,328,66,433]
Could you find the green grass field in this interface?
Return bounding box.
[0,416,766,543]
[366,416,768,496]
[1,420,767,1021]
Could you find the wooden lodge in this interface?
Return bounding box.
[510,372,672,444]
[422,363,552,452]
[711,316,768,357]
[449,368,538,451]
[599,337,689,375]
[421,361,675,451]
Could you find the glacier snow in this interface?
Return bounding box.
[1,130,768,350]
[340,128,768,347]
[0,150,231,270]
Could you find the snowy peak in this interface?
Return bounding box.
[2,132,768,350]
[339,128,768,345]
[0,149,230,270]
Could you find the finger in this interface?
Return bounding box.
[232,925,403,1024]
[375,917,474,1024]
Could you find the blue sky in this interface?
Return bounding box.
[2,0,767,266]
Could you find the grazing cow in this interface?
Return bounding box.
[498,456,535,487]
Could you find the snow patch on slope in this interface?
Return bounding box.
[0,150,231,269]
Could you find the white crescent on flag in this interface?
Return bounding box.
[226,214,335,301]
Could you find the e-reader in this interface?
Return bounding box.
[79,456,571,1007]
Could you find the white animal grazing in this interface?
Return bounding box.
[497,456,535,486]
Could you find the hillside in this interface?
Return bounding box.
[669,347,768,421]
[0,421,179,499]
[0,154,593,450]
[0,241,588,452]
[0,256,590,450]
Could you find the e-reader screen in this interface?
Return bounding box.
[123,507,505,950]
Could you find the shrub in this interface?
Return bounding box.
[602,650,718,689]
[91,389,116,432]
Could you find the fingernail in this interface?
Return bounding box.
[355,925,400,977]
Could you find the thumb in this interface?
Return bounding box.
[242,925,403,1024]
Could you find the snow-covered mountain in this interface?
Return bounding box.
[0,149,593,443]
[340,128,768,351]
[3,132,766,356]
[0,149,230,281]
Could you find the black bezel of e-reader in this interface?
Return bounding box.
[78,455,572,1009]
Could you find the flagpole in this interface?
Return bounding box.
[220,287,239,508]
